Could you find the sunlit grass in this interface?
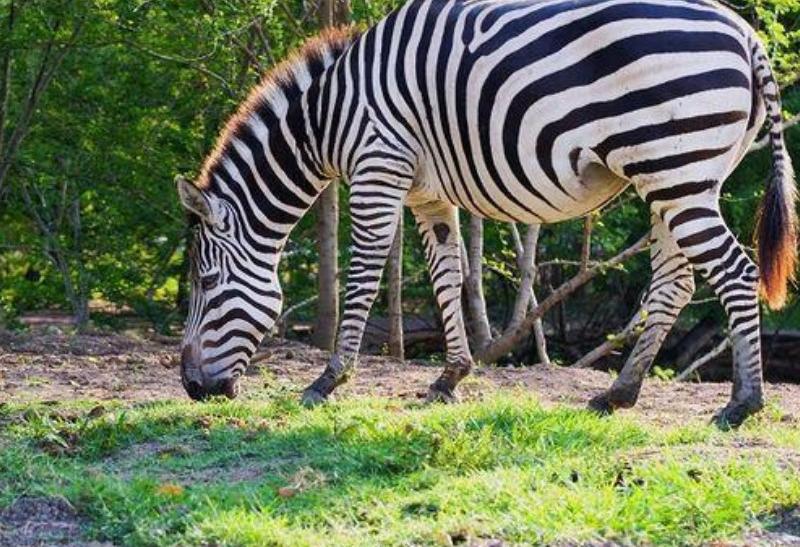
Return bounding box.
[1,389,799,546]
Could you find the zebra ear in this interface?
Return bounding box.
[176,175,218,224]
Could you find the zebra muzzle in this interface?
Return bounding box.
[180,343,240,401]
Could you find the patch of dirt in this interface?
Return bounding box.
[734,506,800,546]
[3,331,800,427]
[0,496,111,546]
[100,439,290,485]
[765,507,800,541]
[0,330,183,403]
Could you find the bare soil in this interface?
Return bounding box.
[0,496,111,547]
[3,330,800,427]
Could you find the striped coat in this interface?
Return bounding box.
[177,0,796,427]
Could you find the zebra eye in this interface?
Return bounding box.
[200,272,220,291]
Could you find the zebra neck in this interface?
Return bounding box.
[206,46,357,262]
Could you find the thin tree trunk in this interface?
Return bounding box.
[19,179,89,329]
[312,182,339,350]
[580,215,593,272]
[69,192,89,330]
[312,0,348,350]
[508,223,550,365]
[464,215,492,352]
[387,213,404,359]
[0,1,15,159]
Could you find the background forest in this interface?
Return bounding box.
[1,0,799,375]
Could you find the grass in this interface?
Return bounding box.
[1,386,799,546]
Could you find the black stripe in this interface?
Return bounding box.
[624,146,731,178]
[644,180,716,205]
[595,111,747,162]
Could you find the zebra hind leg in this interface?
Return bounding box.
[410,199,474,403]
[663,201,764,428]
[588,214,695,414]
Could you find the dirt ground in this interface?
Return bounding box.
[2,329,800,427]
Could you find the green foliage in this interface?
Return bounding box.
[2,392,800,545]
[0,0,799,342]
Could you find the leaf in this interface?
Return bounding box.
[155,483,184,497]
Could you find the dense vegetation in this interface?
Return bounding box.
[0,0,799,366]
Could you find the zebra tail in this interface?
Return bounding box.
[752,40,798,310]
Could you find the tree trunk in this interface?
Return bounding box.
[387,213,404,359]
[464,215,492,352]
[19,179,90,330]
[0,1,15,160]
[508,223,550,365]
[312,182,339,351]
[312,0,349,350]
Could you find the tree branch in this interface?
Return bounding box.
[675,338,730,381]
[0,12,84,197]
[476,233,649,364]
[570,306,648,368]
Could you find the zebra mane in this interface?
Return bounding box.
[195,25,359,190]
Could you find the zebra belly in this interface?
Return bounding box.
[415,154,630,224]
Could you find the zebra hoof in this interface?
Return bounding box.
[300,388,328,408]
[587,393,615,416]
[712,397,764,430]
[425,385,459,404]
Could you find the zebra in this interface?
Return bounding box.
[176,0,796,427]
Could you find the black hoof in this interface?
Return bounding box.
[301,388,328,408]
[425,385,459,404]
[712,397,764,430]
[587,393,615,416]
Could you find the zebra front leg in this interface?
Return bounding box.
[410,199,474,403]
[589,215,695,414]
[301,177,409,406]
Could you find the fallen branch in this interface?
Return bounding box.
[571,306,648,368]
[476,233,649,364]
[275,294,320,336]
[675,337,730,382]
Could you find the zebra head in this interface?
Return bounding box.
[176,175,282,400]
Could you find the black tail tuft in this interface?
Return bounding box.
[751,39,797,309]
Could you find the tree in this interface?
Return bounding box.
[0,1,86,199]
[386,213,403,358]
[312,0,349,351]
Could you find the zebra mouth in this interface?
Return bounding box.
[183,376,240,401]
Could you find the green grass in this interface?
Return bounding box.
[1,388,799,546]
